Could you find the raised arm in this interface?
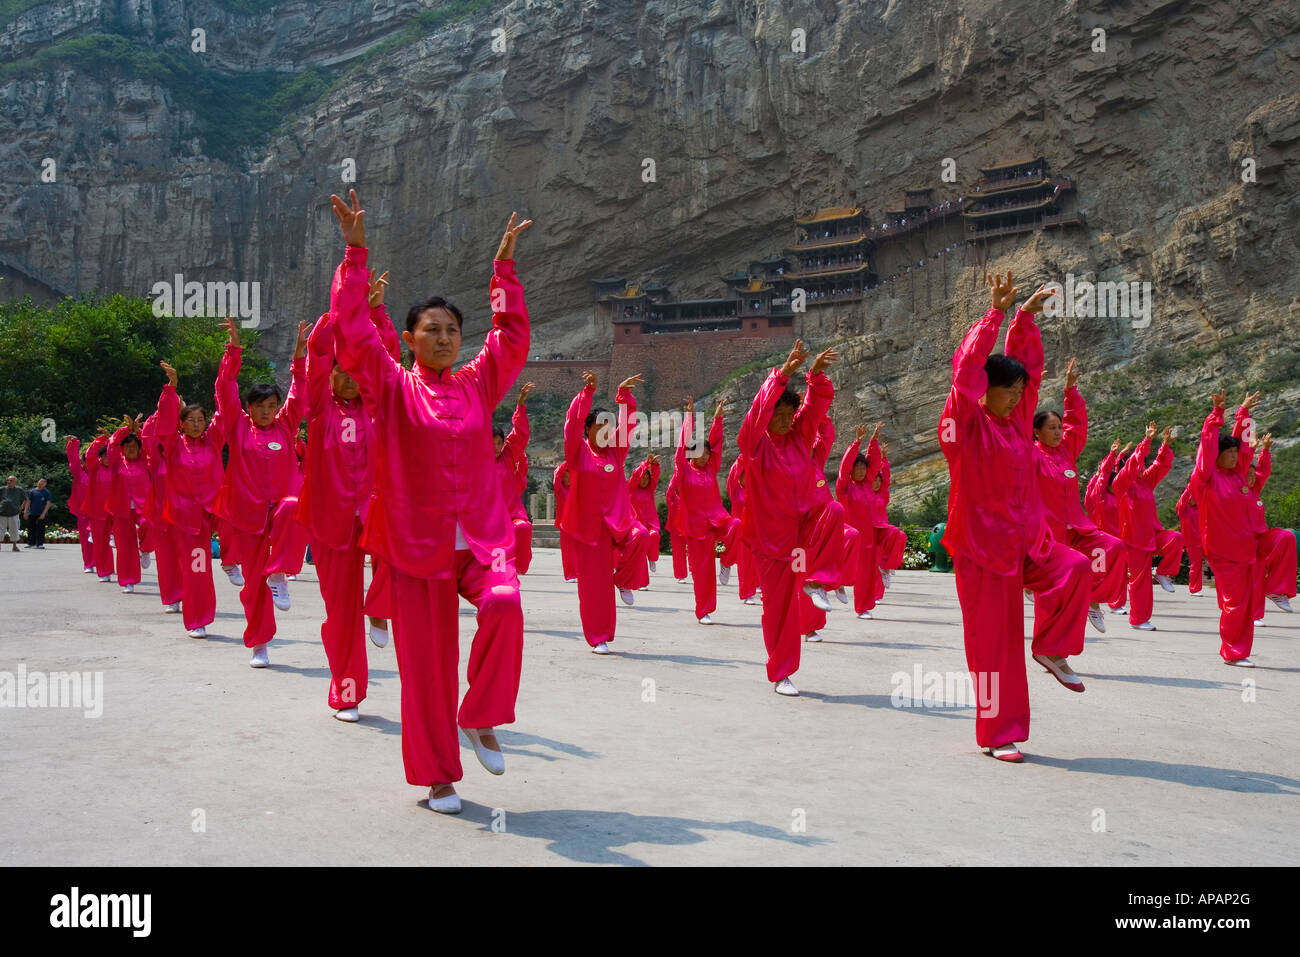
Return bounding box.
[564,382,595,467]
[1112,434,1150,498]
[739,368,787,459]
[305,312,335,424]
[214,325,245,437]
[276,321,311,431]
[836,438,859,498]
[649,457,661,489]
[811,415,835,470]
[1253,447,1272,493]
[1062,385,1088,462]
[332,246,402,412]
[614,385,636,466]
[504,402,530,468]
[157,381,180,456]
[1191,403,1224,493]
[65,436,83,478]
[1004,308,1044,437]
[793,370,834,450]
[707,408,725,475]
[1142,436,1173,489]
[944,307,1005,442]
[676,410,692,473]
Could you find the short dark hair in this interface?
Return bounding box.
[853,453,869,470]
[1218,434,1242,454]
[121,433,142,450]
[775,388,801,410]
[406,297,463,334]
[180,403,207,423]
[493,425,507,441]
[246,383,282,406]
[1033,409,1062,431]
[985,354,1028,389]
[585,409,608,431]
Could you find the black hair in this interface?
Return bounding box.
[180,403,207,424]
[853,453,869,470]
[246,383,282,406]
[985,353,1029,389]
[687,438,712,455]
[1218,434,1242,454]
[585,409,609,431]
[405,297,463,334]
[775,388,801,410]
[121,433,142,450]
[493,425,507,441]
[1033,409,1062,431]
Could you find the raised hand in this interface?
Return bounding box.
[618,373,644,392]
[781,339,810,377]
[987,272,1017,312]
[293,320,313,360]
[368,269,390,308]
[1262,433,1273,452]
[1210,390,1226,410]
[160,360,178,387]
[713,398,727,418]
[1110,438,1121,453]
[495,211,534,261]
[1145,421,1158,440]
[809,347,839,376]
[582,370,597,390]
[855,425,866,443]
[1120,442,1133,456]
[1022,283,1054,316]
[683,396,695,415]
[872,421,883,441]
[879,441,889,458]
[1161,426,1173,444]
[517,382,535,406]
[330,189,366,248]
[1065,357,1079,389]
[220,316,241,348]
[1241,391,1261,415]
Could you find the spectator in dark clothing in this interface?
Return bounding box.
[24,478,52,549]
[1,476,27,551]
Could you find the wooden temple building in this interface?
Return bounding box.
[961,157,1085,239]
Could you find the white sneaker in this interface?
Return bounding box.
[742,596,759,605]
[287,574,297,581]
[1087,607,1107,634]
[803,583,832,612]
[774,678,799,696]
[1254,618,1266,627]
[461,727,505,775]
[121,583,134,593]
[675,577,688,584]
[140,551,152,569]
[1267,595,1294,613]
[719,565,731,586]
[1223,657,1255,668]
[164,602,181,613]
[618,588,634,606]
[1154,573,1174,593]
[187,626,207,639]
[335,707,360,722]
[857,611,873,619]
[1133,620,1157,631]
[1111,605,1128,615]
[223,565,245,586]
[249,644,270,668]
[267,574,291,611]
[1189,589,1207,597]
[369,624,389,648]
[564,577,577,583]
[835,587,848,604]
[882,570,894,590]
[648,560,657,573]
[698,614,713,625]
[804,632,821,642]
[427,786,462,814]
[83,567,95,574]
[592,641,611,655]
[98,575,112,582]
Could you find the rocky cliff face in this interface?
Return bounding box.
[3,0,1298,501]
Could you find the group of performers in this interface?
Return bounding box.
[55,198,1296,808]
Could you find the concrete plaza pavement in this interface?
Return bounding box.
[1,544,1297,866]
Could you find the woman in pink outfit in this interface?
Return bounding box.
[1175,480,1205,596]
[139,409,182,614]
[153,360,230,638]
[494,382,535,576]
[64,436,96,573]
[627,453,663,579]
[1031,358,1128,634]
[798,414,856,640]
[726,457,758,604]
[559,371,653,653]
[738,339,845,696]
[553,462,578,582]
[675,397,741,624]
[665,466,689,582]
[212,317,311,667]
[106,416,156,594]
[837,423,886,619]
[939,274,1091,763]
[1190,391,1266,665]
[1112,422,1183,630]
[330,189,531,814]
[297,286,398,721]
[84,433,114,581]
[865,439,906,598]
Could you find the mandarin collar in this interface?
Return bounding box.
[417,363,455,385]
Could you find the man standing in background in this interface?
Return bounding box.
[24,478,52,549]
[1,476,28,551]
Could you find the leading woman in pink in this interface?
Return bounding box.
[1111,423,1183,630]
[939,274,1091,763]
[1031,358,1127,635]
[330,190,530,814]
[737,340,843,696]
[559,371,653,653]
[212,317,311,667]
[675,397,740,624]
